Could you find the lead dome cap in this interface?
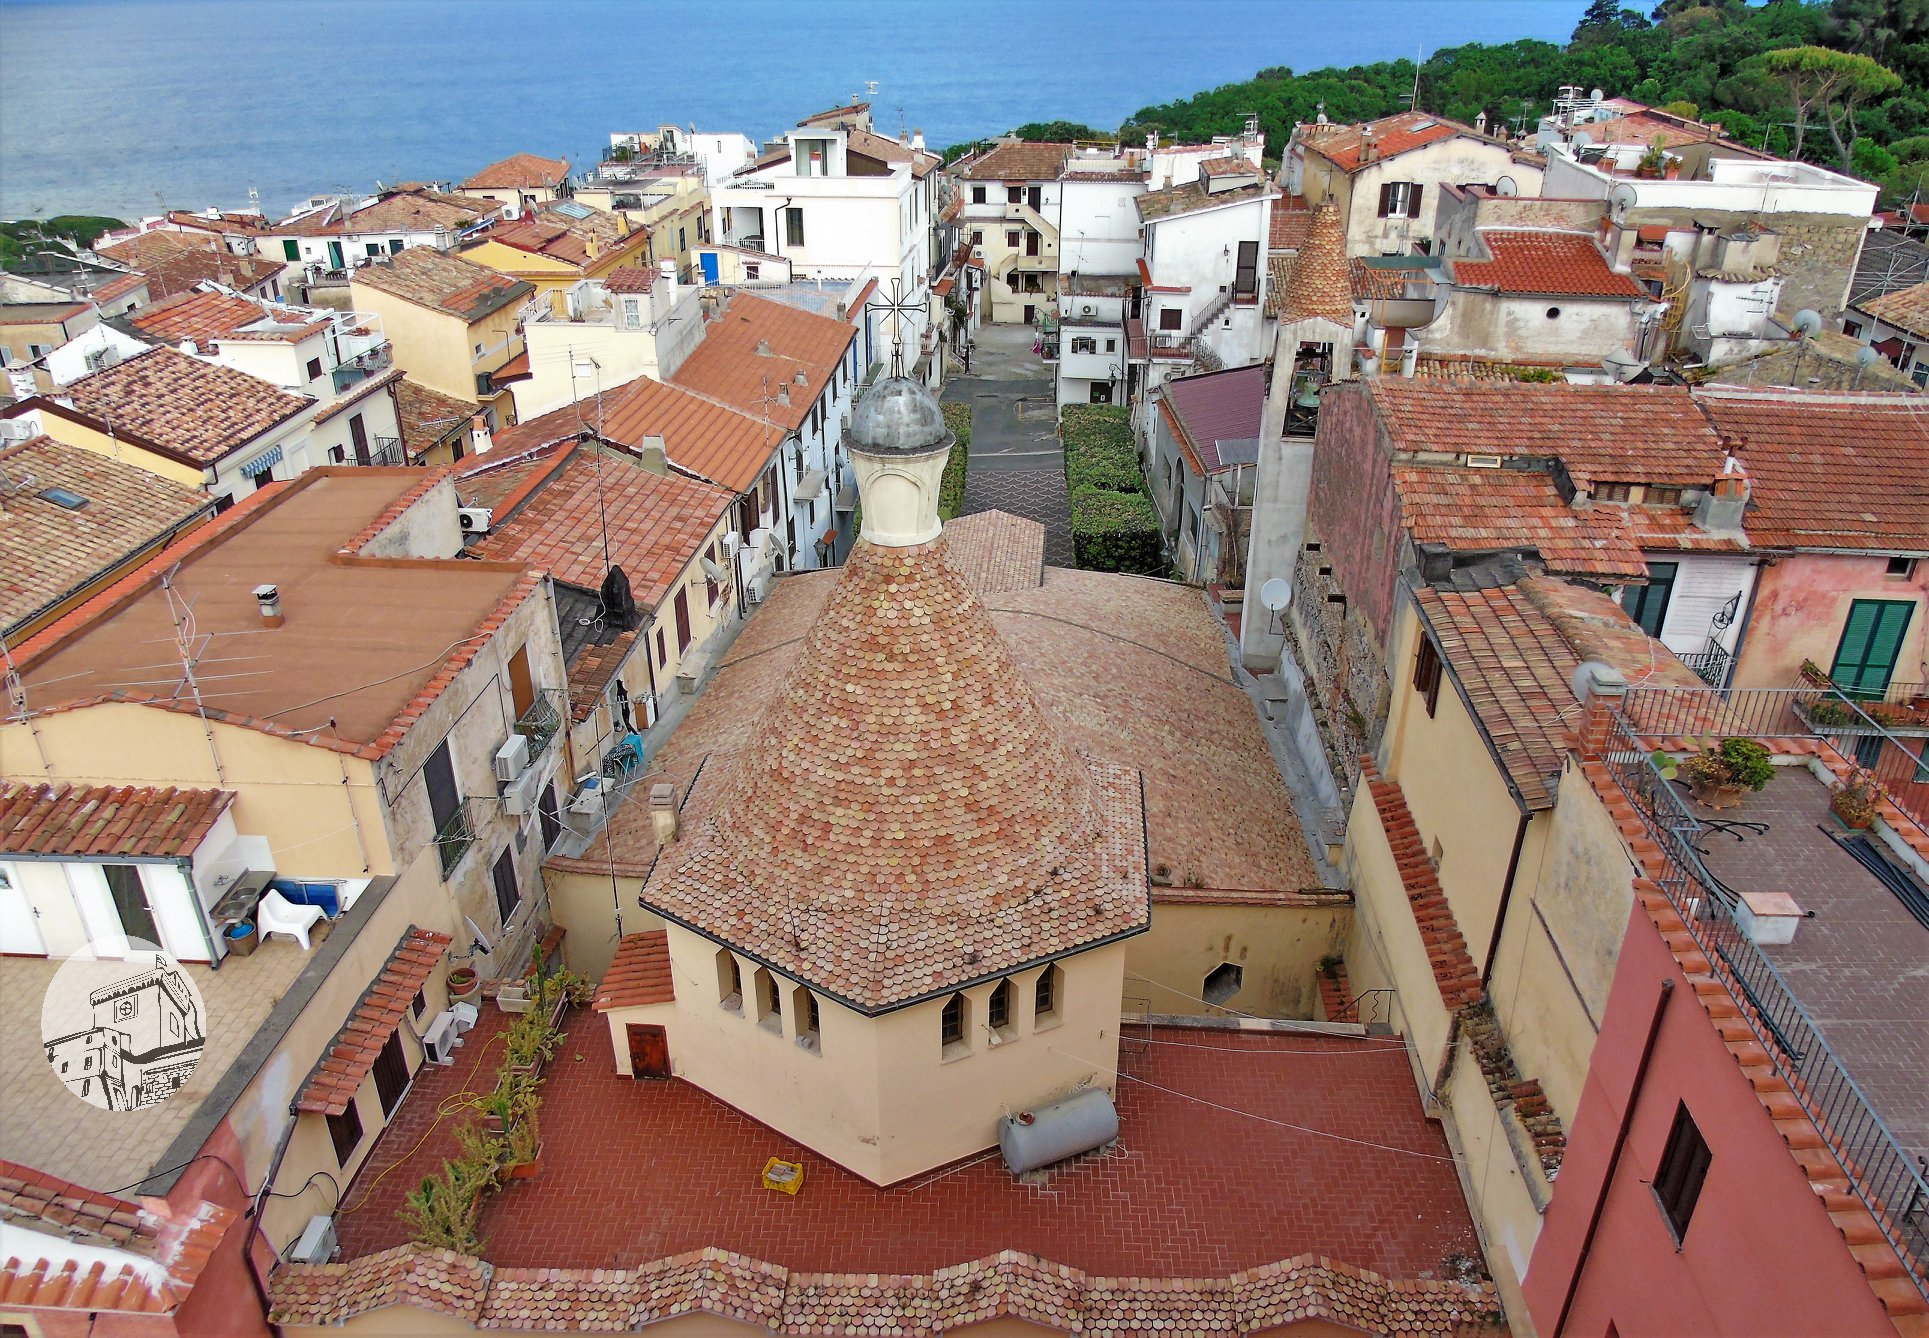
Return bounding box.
[845,376,953,456]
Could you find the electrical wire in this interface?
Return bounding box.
[336,1030,505,1217]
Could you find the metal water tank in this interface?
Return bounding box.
[999,1086,1119,1174]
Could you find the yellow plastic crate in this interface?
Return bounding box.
[761,1157,805,1195]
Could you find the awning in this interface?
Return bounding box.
[835,475,857,511]
[795,467,828,502]
[238,444,283,475]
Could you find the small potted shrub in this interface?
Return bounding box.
[505,1011,560,1078]
[1680,737,1775,809]
[504,1106,542,1180]
[1830,767,1880,830]
[447,966,479,1001]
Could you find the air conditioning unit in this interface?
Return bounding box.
[458,506,494,533]
[494,734,530,783]
[290,1215,338,1265]
[421,1010,459,1065]
[501,761,547,816]
[745,585,764,606]
[722,532,742,556]
[0,420,34,444]
[1080,303,1094,316]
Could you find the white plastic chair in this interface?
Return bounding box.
[449,1001,479,1037]
[255,889,324,950]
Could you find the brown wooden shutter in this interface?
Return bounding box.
[1377,183,1394,218]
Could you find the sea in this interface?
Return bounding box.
[0,0,1589,223]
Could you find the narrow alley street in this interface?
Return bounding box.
[945,324,1074,567]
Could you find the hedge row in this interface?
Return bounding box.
[938,401,971,522]
[1060,405,1162,575]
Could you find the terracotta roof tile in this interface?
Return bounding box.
[53,346,312,467]
[126,289,284,347]
[1280,205,1350,323]
[642,535,1150,1012]
[941,510,1045,595]
[394,377,477,458]
[594,930,674,1011]
[1695,387,1929,551]
[0,781,233,858]
[958,141,1071,182]
[462,153,570,190]
[1358,760,1484,1007]
[1860,279,1929,339]
[1449,230,1645,299]
[491,373,782,494]
[351,247,533,321]
[0,434,212,634]
[476,201,633,270]
[470,444,734,610]
[1269,197,1311,252]
[0,1159,236,1315]
[604,266,658,294]
[296,926,452,1115]
[670,292,857,436]
[338,188,492,236]
[1136,177,1274,223]
[1414,577,1701,810]
[271,1243,1496,1333]
[1394,464,1648,578]
[1299,111,1478,174]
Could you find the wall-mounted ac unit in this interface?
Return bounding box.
[1080,303,1094,316]
[458,506,493,533]
[494,734,530,783]
[290,1215,338,1265]
[501,760,547,816]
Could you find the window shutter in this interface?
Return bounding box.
[1377,183,1394,218]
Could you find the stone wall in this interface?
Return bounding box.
[1623,207,1866,320]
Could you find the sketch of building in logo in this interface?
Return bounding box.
[42,959,204,1111]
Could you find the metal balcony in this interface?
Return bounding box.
[433,801,477,878]
[514,688,567,760]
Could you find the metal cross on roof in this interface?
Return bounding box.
[865,278,921,378]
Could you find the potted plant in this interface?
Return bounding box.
[400,1122,501,1253]
[1679,737,1776,809]
[504,1106,542,1180]
[1636,136,1669,178]
[1830,767,1880,829]
[505,1010,560,1078]
[447,966,479,1001]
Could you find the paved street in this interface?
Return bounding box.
[946,325,1074,566]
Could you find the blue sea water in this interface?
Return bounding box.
[0,0,1588,221]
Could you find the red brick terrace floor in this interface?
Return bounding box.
[334,1010,1477,1281]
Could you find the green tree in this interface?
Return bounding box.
[1759,45,1902,164]
[1010,120,1110,143]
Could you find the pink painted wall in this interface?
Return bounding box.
[167,1121,273,1338]
[1522,901,1896,1337]
[1733,553,1928,690]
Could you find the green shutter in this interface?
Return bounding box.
[1830,599,1914,697]
[282,239,299,261]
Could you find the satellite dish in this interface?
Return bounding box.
[1495,175,1519,197]
[699,556,728,583]
[1856,345,1881,369]
[1608,183,1639,219]
[1793,309,1822,338]
[1590,88,1605,104]
[1572,130,1594,151]
[1259,578,1291,612]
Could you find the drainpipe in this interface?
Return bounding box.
[1722,557,1769,688]
[246,1106,301,1292]
[1480,811,1531,986]
[1553,977,1676,1338]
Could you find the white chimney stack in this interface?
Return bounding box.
[253,583,284,628]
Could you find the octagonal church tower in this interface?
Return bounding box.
[635,375,1150,1186]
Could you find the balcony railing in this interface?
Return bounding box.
[1600,710,1929,1294]
[514,688,567,760]
[433,801,478,878]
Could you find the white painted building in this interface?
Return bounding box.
[263,187,501,289]
[511,262,707,419]
[1135,157,1276,398]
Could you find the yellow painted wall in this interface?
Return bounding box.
[19,409,207,487]
[1127,900,1347,1019]
[652,922,1126,1186]
[1443,1031,1545,1334]
[462,230,653,318]
[347,282,478,410]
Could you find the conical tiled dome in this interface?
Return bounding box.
[1282,203,1351,323]
[643,535,1148,1011]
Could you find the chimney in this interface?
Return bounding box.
[755,339,773,356]
[899,129,910,147]
[1694,452,1750,535]
[253,583,284,628]
[648,782,679,844]
[777,386,791,408]
[912,128,925,151]
[586,232,603,260]
[638,434,668,474]
[1572,662,1628,760]
[1147,130,1159,152]
[1360,130,1379,164]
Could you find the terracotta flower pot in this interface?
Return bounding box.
[448,969,479,1000]
[506,1145,542,1180]
[1690,777,1746,809]
[1831,796,1875,830]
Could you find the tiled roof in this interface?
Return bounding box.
[90,270,148,304]
[470,444,735,609]
[271,1243,1496,1334]
[1694,388,1929,551]
[1859,278,1929,339]
[1394,464,1647,578]
[50,346,312,467]
[1414,576,1700,810]
[462,152,570,190]
[594,930,674,1010]
[96,233,283,301]
[350,246,533,321]
[1412,354,1577,382]
[958,141,1071,182]
[94,230,205,269]
[0,781,232,858]
[642,535,1150,1012]
[1269,199,1312,252]
[393,377,476,458]
[491,372,783,493]
[941,509,1045,595]
[476,201,634,270]
[296,927,452,1116]
[1136,177,1273,223]
[0,434,211,634]
[670,291,857,435]
[343,187,492,235]
[1367,379,1726,488]
[1357,760,1483,1006]
[1351,258,1431,303]
[0,1160,235,1316]
[1300,111,1476,173]
[1264,255,1295,317]
[1449,230,1645,298]
[605,266,658,293]
[1198,154,1259,178]
[126,288,328,347]
[1162,364,1267,474]
[800,99,869,127]
[1279,204,1350,323]
[1695,330,1922,394]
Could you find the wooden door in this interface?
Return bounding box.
[674,588,692,653]
[349,412,369,464]
[373,1029,412,1115]
[626,1024,670,1078]
[507,645,534,721]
